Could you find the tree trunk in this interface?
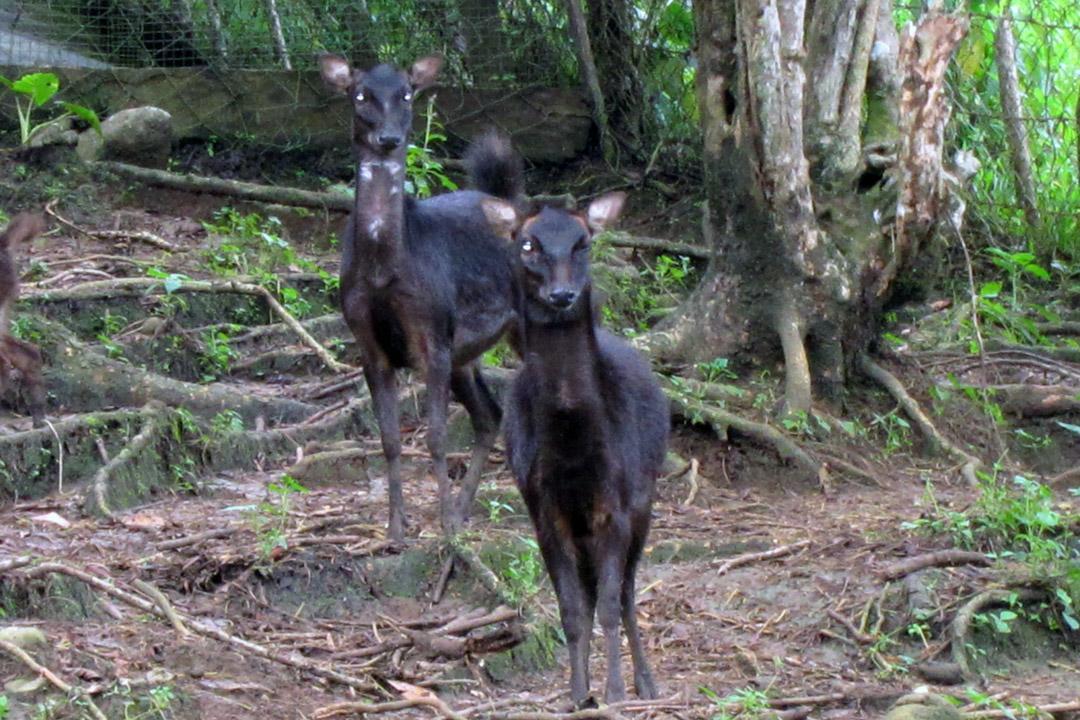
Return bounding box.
[564,0,615,160]
[994,10,1041,234]
[263,0,292,70]
[653,0,969,412]
[585,0,646,161]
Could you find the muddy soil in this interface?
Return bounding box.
[0,157,1078,719]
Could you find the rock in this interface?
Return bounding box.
[27,116,78,147]
[882,692,962,720]
[77,106,172,167]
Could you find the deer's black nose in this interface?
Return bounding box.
[377,133,404,150]
[549,289,577,309]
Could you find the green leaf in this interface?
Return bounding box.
[1056,421,1080,435]
[164,274,186,294]
[11,72,59,106]
[59,101,102,135]
[979,281,1002,298]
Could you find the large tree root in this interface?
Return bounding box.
[86,402,167,518]
[858,354,982,485]
[26,277,352,374]
[878,549,990,580]
[993,384,1080,418]
[96,161,354,212]
[664,384,831,492]
[17,560,380,693]
[950,586,1047,682]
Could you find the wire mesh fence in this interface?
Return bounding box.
[0,0,576,86]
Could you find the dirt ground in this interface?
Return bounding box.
[1,158,1078,720]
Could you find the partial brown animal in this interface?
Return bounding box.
[0,213,47,427]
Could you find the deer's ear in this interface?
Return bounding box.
[481,198,520,240]
[319,53,354,94]
[586,191,627,232]
[409,55,443,91]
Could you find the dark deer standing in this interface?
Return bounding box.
[0,213,47,427]
[481,193,667,705]
[320,53,522,540]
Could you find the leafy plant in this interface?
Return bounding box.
[870,410,912,454]
[198,329,238,381]
[0,694,8,719]
[248,475,309,560]
[0,71,100,144]
[701,686,772,720]
[405,96,457,199]
[698,357,737,382]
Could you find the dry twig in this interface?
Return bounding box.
[879,550,991,580]
[713,540,811,576]
[0,638,108,720]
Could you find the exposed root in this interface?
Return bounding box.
[665,387,831,493]
[0,638,109,720]
[86,403,165,518]
[879,550,991,580]
[598,230,710,260]
[132,578,190,637]
[26,276,353,374]
[964,701,1080,719]
[951,586,1048,682]
[857,353,981,485]
[449,536,518,609]
[18,560,380,694]
[712,539,812,575]
[776,298,812,416]
[681,458,700,506]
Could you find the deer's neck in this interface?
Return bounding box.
[523,292,601,412]
[351,149,407,285]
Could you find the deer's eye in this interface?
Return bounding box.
[355,90,366,102]
[521,239,536,254]
[402,91,413,102]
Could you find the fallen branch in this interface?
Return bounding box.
[665,387,830,492]
[963,701,1080,719]
[878,550,991,580]
[598,231,710,261]
[450,536,518,609]
[19,561,378,693]
[27,276,352,374]
[132,578,189,637]
[314,698,465,720]
[827,608,875,644]
[97,161,354,212]
[0,638,108,720]
[45,199,182,253]
[858,354,981,485]
[712,540,811,576]
[86,403,165,518]
[951,586,1047,682]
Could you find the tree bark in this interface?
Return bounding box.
[564,0,615,161]
[585,0,646,161]
[655,0,968,411]
[203,0,229,62]
[993,10,1041,233]
[263,0,292,70]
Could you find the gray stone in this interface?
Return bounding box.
[77,106,172,167]
[27,116,77,147]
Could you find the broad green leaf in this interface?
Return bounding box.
[979,281,1002,298]
[1055,420,1080,435]
[59,101,102,135]
[11,72,59,106]
[164,274,185,294]
[1023,263,1051,281]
